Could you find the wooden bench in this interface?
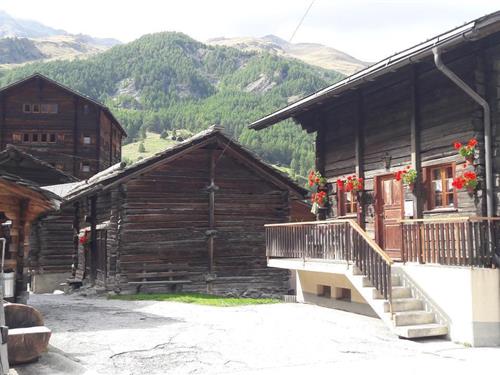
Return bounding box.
[126,262,192,293]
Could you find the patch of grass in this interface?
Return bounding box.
[109,292,281,307]
[122,131,192,163]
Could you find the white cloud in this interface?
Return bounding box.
[1,0,498,61]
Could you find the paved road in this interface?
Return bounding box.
[11,294,498,374]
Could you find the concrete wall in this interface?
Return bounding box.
[296,270,376,317]
[31,272,71,294]
[402,264,500,346]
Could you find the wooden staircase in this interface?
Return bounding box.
[347,267,448,339]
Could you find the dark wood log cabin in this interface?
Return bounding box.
[0,145,80,293]
[53,127,309,296]
[0,167,63,302]
[250,11,500,261]
[0,145,78,300]
[0,73,126,180]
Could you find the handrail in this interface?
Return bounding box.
[399,216,500,223]
[348,220,394,265]
[265,219,394,302]
[265,219,354,227]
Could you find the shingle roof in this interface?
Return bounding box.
[63,125,308,201]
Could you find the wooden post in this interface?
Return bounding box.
[15,199,29,303]
[206,149,218,292]
[410,67,423,219]
[355,91,366,229]
[73,97,79,177]
[315,118,326,174]
[89,196,97,285]
[72,201,80,277]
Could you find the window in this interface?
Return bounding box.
[32,133,39,142]
[338,189,358,216]
[23,104,31,113]
[317,285,331,298]
[40,103,58,114]
[83,135,92,145]
[41,133,47,142]
[12,133,21,143]
[49,133,56,143]
[32,104,40,113]
[23,134,30,143]
[81,162,91,173]
[428,164,456,209]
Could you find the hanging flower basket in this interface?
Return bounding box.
[452,170,478,194]
[394,166,417,191]
[78,231,90,247]
[454,138,477,164]
[308,170,327,189]
[338,175,363,193]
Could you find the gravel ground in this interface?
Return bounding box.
[10,293,498,375]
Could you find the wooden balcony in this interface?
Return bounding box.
[265,219,393,300]
[401,217,500,267]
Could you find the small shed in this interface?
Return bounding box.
[0,173,61,301]
[60,126,309,296]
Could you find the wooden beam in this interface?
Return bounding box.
[15,199,29,302]
[73,97,79,177]
[206,149,217,292]
[315,118,326,175]
[355,91,366,229]
[410,67,423,219]
[89,195,97,285]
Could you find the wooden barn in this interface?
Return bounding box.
[49,126,309,296]
[250,12,500,345]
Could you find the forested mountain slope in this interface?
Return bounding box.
[0,32,344,178]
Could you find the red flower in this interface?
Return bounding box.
[345,181,354,192]
[468,138,478,148]
[453,142,462,150]
[452,177,465,190]
[464,171,477,180]
[336,179,344,190]
[347,176,352,181]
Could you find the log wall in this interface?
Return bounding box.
[305,39,500,239]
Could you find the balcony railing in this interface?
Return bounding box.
[265,220,393,301]
[401,217,500,267]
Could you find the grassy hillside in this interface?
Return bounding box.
[122,131,191,164]
[0,32,344,177]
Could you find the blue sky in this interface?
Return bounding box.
[1,0,498,61]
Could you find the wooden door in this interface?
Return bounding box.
[376,175,403,260]
[95,230,107,284]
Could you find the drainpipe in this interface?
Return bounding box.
[433,47,494,218]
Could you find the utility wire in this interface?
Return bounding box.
[289,0,316,43]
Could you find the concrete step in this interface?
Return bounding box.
[394,323,448,338]
[393,310,435,326]
[391,274,401,286]
[384,298,423,312]
[391,286,412,299]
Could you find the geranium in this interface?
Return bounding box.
[453,138,477,161]
[78,231,90,246]
[338,175,363,193]
[308,170,327,188]
[452,170,478,191]
[311,191,328,207]
[394,166,417,185]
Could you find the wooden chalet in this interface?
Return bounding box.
[0,73,126,180]
[0,169,62,302]
[250,12,500,346]
[50,126,309,296]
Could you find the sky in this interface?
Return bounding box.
[0,0,498,62]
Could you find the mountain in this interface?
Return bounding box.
[207,34,370,76]
[0,32,345,178]
[0,11,121,66]
[0,10,66,38]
